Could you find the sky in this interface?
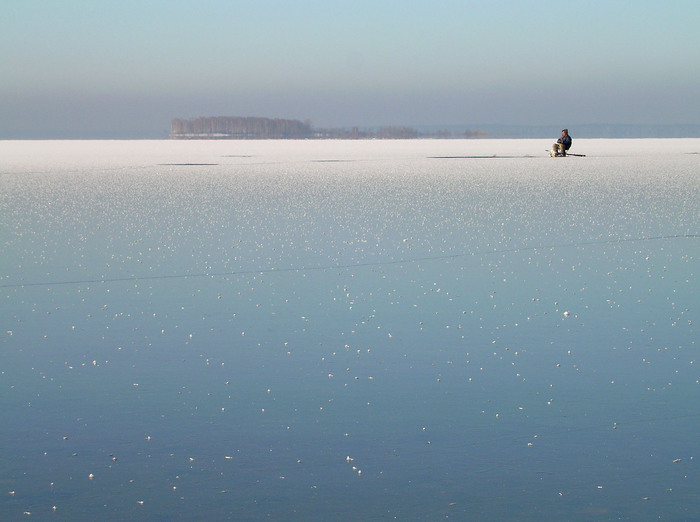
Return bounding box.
[2,0,699,138]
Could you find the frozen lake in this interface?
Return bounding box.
[1,139,699,520]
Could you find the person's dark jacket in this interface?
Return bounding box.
[558,134,572,150]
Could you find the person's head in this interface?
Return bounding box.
[562,129,568,135]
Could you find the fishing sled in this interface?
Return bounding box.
[548,149,586,157]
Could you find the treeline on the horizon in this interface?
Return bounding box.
[170,116,486,139]
[170,116,313,139]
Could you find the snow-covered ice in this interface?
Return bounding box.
[1,139,699,520]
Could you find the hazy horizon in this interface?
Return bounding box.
[4,123,700,141]
[2,1,699,139]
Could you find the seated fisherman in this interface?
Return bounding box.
[552,129,572,156]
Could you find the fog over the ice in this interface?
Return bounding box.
[2,1,699,138]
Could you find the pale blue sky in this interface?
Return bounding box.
[2,0,698,138]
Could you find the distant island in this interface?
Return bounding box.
[170,117,700,140]
[169,116,485,139]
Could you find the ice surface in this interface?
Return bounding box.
[1,139,699,520]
